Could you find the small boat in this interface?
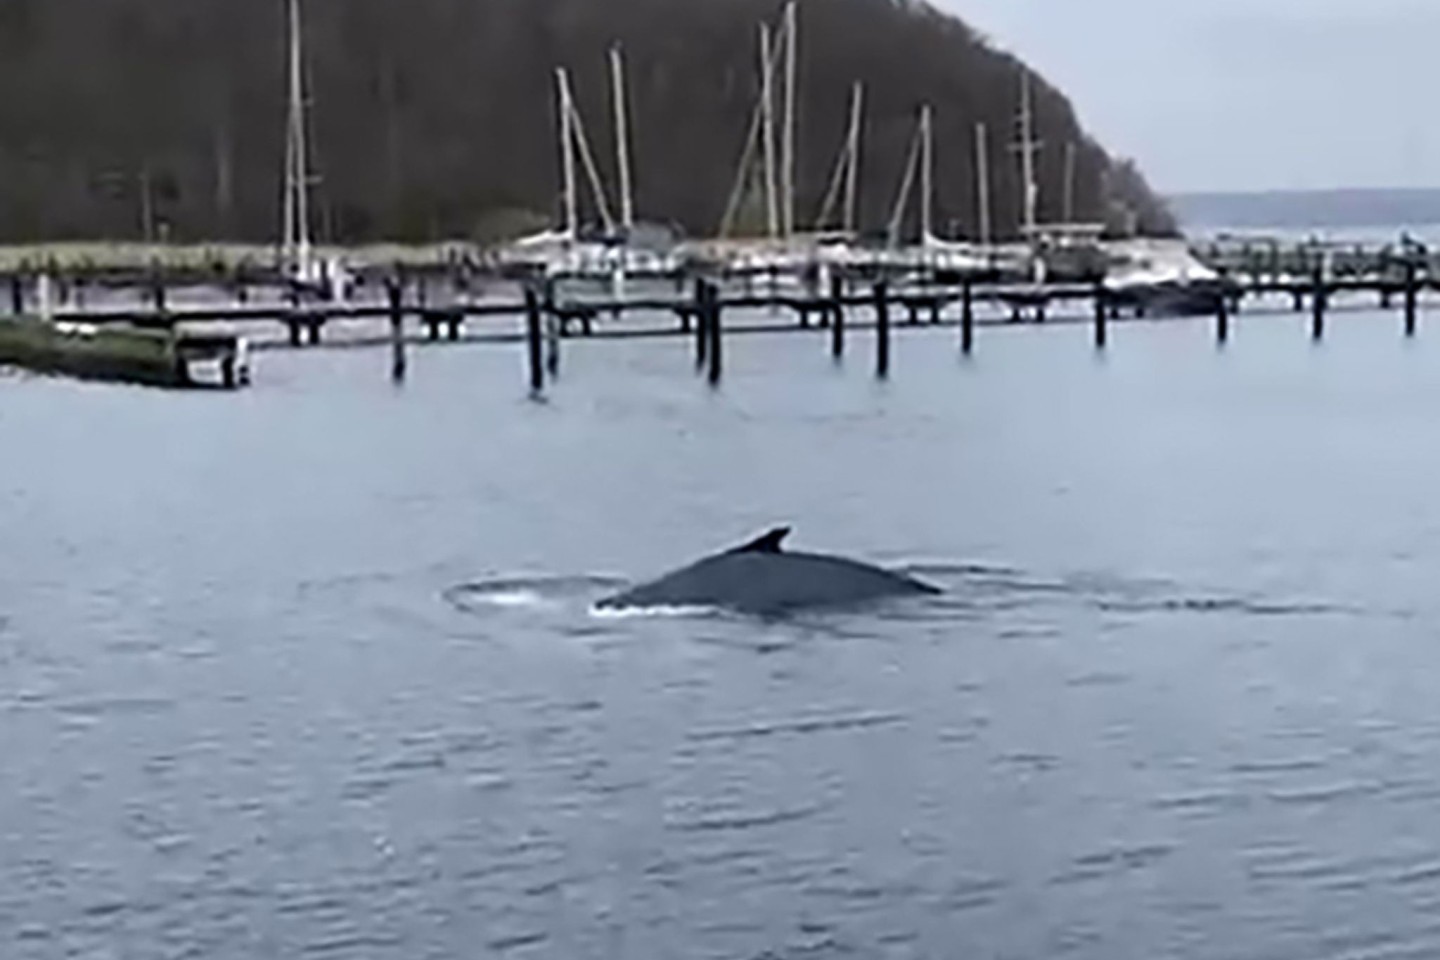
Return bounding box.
[175,331,251,389]
[1103,239,1227,317]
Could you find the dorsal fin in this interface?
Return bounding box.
[730,526,791,555]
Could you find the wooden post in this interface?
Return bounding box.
[1405,261,1419,337]
[680,278,697,332]
[694,280,710,370]
[875,281,891,379]
[1093,283,1108,350]
[525,286,545,394]
[545,314,561,378]
[829,273,845,359]
[960,280,974,355]
[9,274,21,315]
[706,281,723,387]
[387,278,406,382]
[1216,286,1230,345]
[1311,268,1325,341]
[288,319,303,347]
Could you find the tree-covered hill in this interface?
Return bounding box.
[0,0,1176,243]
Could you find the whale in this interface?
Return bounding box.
[595,527,941,616]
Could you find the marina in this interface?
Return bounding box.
[0,0,1431,390]
[0,231,1433,393]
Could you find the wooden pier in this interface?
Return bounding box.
[2,234,1436,392]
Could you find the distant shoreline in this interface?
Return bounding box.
[1170,187,1440,232]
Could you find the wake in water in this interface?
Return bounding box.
[440,561,1355,625]
[897,561,1356,620]
[442,575,631,615]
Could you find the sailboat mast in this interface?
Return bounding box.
[975,122,992,246]
[843,81,863,235]
[760,23,780,240]
[1018,69,1039,236]
[1063,141,1076,224]
[610,45,635,233]
[556,67,579,240]
[781,1,798,239]
[920,104,933,241]
[886,109,924,248]
[287,0,310,261]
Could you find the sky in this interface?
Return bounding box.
[939,0,1440,194]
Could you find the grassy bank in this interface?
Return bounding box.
[0,241,480,275]
[0,317,185,387]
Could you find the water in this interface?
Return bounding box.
[5,309,1440,958]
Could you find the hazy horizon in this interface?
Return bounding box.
[1168,185,1440,198]
[943,0,1440,196]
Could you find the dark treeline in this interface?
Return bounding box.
[0,0,1176,244]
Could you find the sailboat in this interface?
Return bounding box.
[497,50,679,281]
[279,0,347,301]
[876,104,989,279]
[706,2,835,289]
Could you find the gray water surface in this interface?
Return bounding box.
[4,311,1440,959]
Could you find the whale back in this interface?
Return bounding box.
[597,529,940,616]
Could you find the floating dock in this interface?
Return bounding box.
[0,317,249,390]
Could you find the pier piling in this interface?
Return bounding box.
[1216,288,1230,345]
[706,281,723,386]
[9,274,21,316]
[1311,269,1326,342]
[545,314,561,378]
[875,281,891,379]
[694,281,710,371]
[1404,262,1419,337]
[960,281,974,355]
[524,287,544,395]
[1093,284,1108,350]
[386,279,406,383]
[829,273,846,355]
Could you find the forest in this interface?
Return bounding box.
[0,0,1176,244]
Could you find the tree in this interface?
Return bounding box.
[0,0,1176,244]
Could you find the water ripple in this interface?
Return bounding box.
[1097,595,1353,618]
[1049,843,1174,887]
[487,931,549,954]
[669,802,832,834]
[301,933,403,957]
[1266,780,1383,807]
[687,711,906,744]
